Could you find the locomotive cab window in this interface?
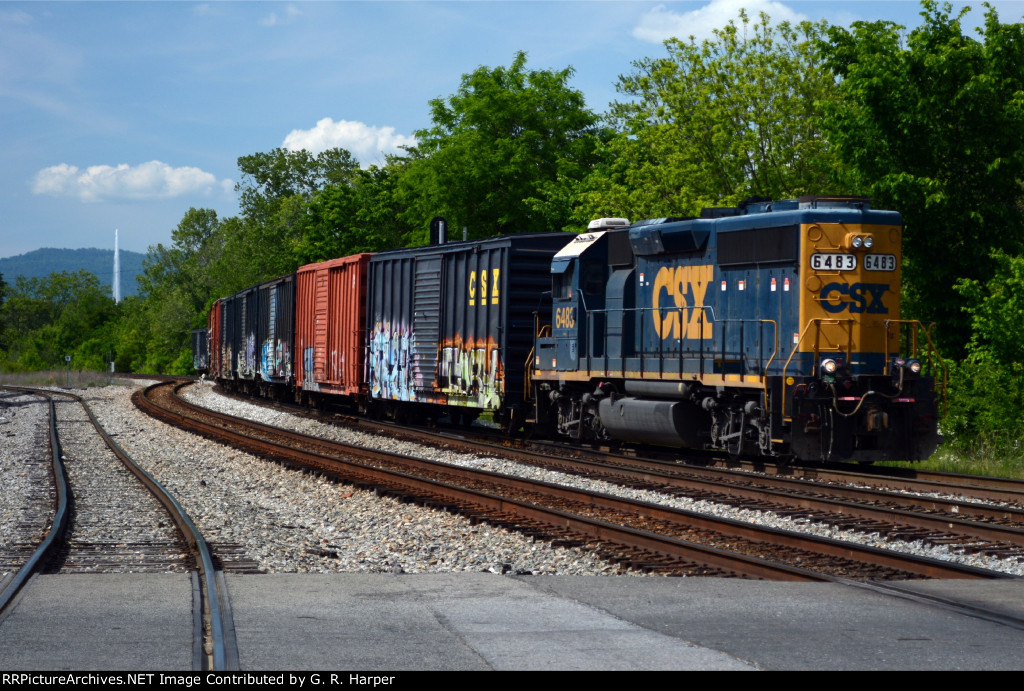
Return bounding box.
[553,264,575,300]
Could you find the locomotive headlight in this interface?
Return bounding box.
[864,236,874,248]
[821,358,839,375]
[908,359,922,374]
[852,236,863,249]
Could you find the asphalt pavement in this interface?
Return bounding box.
[2,573,1022,671]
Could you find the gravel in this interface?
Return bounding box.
[73,380,637,576]
[177,379,1024,577]
[0,393,53,574]
[8,380,1022,578]
[51,397,188,571]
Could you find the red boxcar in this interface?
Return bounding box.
[207,298,224,379]
[295,253,372,401]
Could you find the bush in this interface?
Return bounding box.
[945,251,1024,448]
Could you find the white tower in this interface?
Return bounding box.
[113,229,121,304]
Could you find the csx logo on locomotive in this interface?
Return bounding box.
[653,264,714,340]
[820,282,891,314]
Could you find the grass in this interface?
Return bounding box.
[879,436,1024,479]
[0,369,123,389]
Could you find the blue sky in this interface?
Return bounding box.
[1,0,1020,261]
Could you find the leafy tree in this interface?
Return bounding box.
[350,163,414,251]
[945,251,1024,442]
[819,1,1024,356]
[295,163,414,263]
[108,295,151,372]
[399,51,607,240]
[236,147,360,223]
[0,270,116,371]
[233,147,362,278]
[578,11,839,222]
[133,208,228,372]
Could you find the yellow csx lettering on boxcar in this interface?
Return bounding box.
[469,269,501,306]
[653,264,714,340]
[555,306,575,330]
[819,282,890,314]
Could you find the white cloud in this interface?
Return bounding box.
[0,9,33,25]
[32,161,234,202]
[259,4,301,27]
[282,118,417,166]
[633,0,808,44]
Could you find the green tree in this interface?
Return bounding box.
[819,1,1024,356]
[578,11,839,222]
[945,251,1024,443]
[236,147,360,223]
[0,271,116,371]
[399,51,607,240]
[295,162,414,263]
[133,208,227,372]
[233,147,362,278]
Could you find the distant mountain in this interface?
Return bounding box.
[0,247,146,298]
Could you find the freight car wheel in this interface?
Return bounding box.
[462,410,480,429]
[501,405,526,437]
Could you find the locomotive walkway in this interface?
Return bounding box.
[1,572,1023,670]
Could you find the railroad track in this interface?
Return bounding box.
[0,386,238,671]
[415,434,1024,565]
[209,379,1024,508]
[278,397,1024,570]
[143,381,1012,583]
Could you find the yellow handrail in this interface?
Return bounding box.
[884,320,948,415]
[780,318,855,420]
[525,323,553,402]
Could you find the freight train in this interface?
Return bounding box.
[194,196,944,462]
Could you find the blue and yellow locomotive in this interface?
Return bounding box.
[531,196,944,462]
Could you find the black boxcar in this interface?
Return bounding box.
[255,273,296,392]
[218,285,259,383]
[366,233,570,427]
[191,328,209,373]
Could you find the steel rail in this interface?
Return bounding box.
[485,442,1024,540]
[73,389,236,671]
[415,429,1024,526]
[150,382,1006,581]
[842,579,1024,632]
[140,384,826,581]
[1,385,236,671]
[0,391,70,618]
[816,464,1024,505]
[211,374,1024,506]
[335,412,1024,547]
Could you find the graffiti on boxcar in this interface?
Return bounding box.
[261,338,291,379]
[301,345,320,391]
[438,335,504,408]
[368,321,416,400]
[239,332,257,377]
[221,344,232,377]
